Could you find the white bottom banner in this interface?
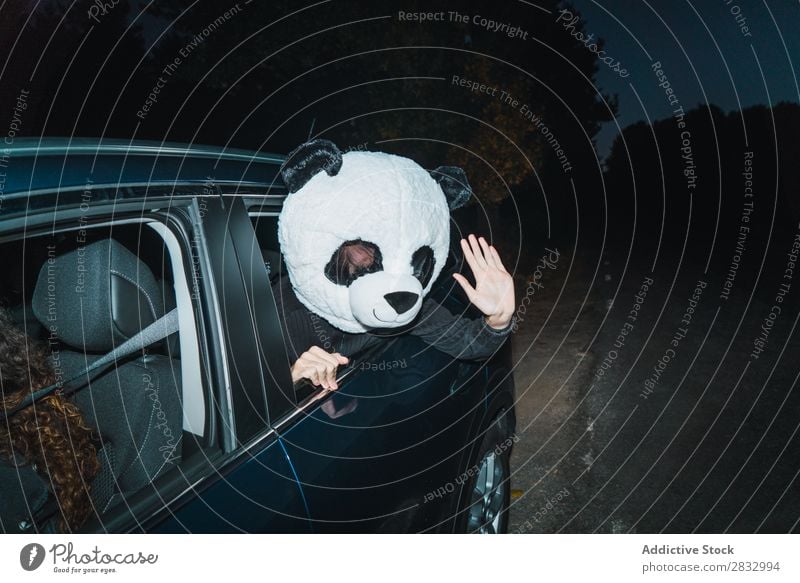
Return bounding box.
[1,534,797,582]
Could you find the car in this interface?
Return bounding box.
[0,138,516,533]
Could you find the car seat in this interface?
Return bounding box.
[30,238,183,517]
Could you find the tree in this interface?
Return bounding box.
[145,0,616,209]
[604,102,800,261]
[1,0,145,138]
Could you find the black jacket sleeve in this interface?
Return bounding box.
[407,297,514,361]
[272,275,513,364]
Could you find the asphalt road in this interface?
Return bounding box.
[507,245,800,533]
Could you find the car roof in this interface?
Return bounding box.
[0,137,287,199]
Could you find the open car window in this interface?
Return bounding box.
[247,210,400,401]
[0,210,215,533]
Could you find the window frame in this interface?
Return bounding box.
[196,194,281,447]
[0,192,227,533]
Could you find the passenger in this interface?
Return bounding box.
[275,235,516,390]
[0,307,100,532]
[273,139,516,393]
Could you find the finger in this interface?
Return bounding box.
[452,272,477,302]
[311,359,338,390]
[468,234,488,268]
[301,356,332,389]
[309,346,343,368]
[309,355,339,390]
[306,350,341,369]
[460,237,481,275]
[290,362,304,383]
[300,352,330,369]
[478,237,498,269]
[309,345,335,358]
[306,369,322,387]
[489,245,507,272]
[294,363,325,386]
[328,366,338,391]
[317,349,347,371]
[317,368,331,390]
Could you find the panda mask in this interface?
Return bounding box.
[278,139,471,334]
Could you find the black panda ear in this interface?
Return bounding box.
[429,166,471,210]
[280,139,343,193]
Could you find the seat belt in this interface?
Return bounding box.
[1,308,179,419]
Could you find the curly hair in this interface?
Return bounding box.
[0,307,100,532]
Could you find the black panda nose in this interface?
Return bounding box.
[384,291,419,314]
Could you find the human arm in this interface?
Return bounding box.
[407,234,515,360]
[409,297,514,360]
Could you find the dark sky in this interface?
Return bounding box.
[569,0,800,159]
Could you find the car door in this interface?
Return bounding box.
[147,195,311,533]
[240,196,490,532]
[280,336,489,533]
[0,187,306,534]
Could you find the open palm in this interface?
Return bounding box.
[452,234,515,329]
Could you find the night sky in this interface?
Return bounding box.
[570,0,800,159]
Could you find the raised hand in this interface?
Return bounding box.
[452,234,515,330]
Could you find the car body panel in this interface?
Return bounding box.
[147,435,312,533]
[0,138,285,218]
[278,335,488,532]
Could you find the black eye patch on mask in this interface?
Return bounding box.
[325,240,384,286]
[411,246,435,288]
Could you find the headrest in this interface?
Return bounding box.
[32,239,164,352]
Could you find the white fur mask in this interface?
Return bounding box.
[277,140,470,333]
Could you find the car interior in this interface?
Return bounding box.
[249,212,285,285]
[0,220,206,532]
